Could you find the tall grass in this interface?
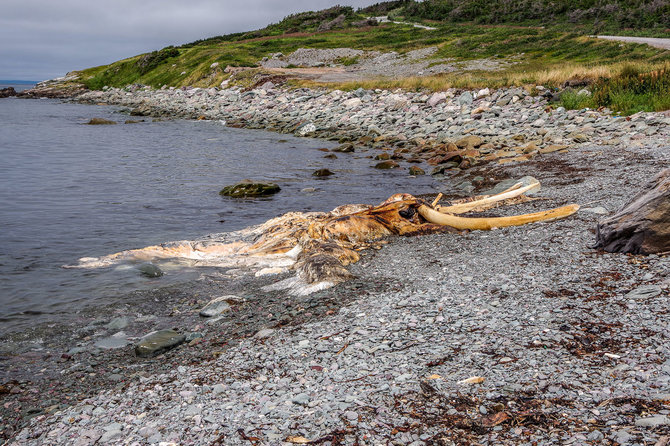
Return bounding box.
[560,63,670,114]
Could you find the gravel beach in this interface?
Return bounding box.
[3,83,670,445]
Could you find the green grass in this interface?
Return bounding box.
[398,0,670,36]
[78,21,670,91]
[72,0,670,117]
[336,56,360,66]
[560,64,670,114]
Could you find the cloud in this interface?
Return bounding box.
[1,0,379,81]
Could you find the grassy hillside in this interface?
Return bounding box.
[397,0,669,35]
[74,1,670,114]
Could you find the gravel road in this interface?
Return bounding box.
[596,35,670,50]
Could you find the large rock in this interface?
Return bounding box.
[135,329,186,357]
[592,169,670,255]
[0,87,17,98]
[220,180,281,198]
[138,263,163,277]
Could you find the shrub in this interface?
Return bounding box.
[560,89,593,109]
[336,56,360,66]
[136,47,180,74]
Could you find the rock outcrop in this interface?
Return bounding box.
[0,87,17,98]
[17,73,87,99]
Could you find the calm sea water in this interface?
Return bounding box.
[0,97,437,335]
[0,82,36,92]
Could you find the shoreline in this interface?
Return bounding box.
[3,84,670,444]
[72,84,670,176]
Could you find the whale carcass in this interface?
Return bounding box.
[73,180,579,295]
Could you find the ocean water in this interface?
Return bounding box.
[0,97,437,335]
[0,82,36,92]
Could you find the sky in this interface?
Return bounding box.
[1,0,382,81]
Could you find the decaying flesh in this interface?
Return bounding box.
[72,182,579,295]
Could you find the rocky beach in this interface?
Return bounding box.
[73,80,670,179]
[3,81,670,445]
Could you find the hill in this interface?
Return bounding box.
[397,0,669,34]
[48,1,670,114]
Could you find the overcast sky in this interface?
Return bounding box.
[1,0,381,81]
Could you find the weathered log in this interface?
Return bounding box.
[592,169,670,255]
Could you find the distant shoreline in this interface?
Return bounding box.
[0,80,39,85]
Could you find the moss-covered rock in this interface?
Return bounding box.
[220,180,281,198]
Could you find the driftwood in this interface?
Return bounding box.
[592,169,670,255]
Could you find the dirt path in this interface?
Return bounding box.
[596,35,670,50]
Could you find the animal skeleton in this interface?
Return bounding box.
[73,180,579,295]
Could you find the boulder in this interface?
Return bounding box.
[220,180,281,198]
[86,118,116,125]
[138,263,163,278]
[135,329,186,357]
[592,169,670,255]
[312,169,334,177]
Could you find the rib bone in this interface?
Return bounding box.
[418,203,580,230]
[436,181,540,215]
